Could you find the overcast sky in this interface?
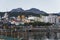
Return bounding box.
[0,0,60,13]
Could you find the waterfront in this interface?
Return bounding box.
[0,26,60,40]
[0,12,60,40]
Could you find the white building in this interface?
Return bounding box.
[28,16,43,22]
[48,14,57,23]
[41,16,49,23]
[56,16,60,24]
[41,14,58,24]
[2,12,8,20]
[28,16,51,23]
[2,13,8,18]
[27,15,58,24]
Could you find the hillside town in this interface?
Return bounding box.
[0,12,60,25]
[1,0,60,40]
[0,12,60,40]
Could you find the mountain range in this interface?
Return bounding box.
[1,8,60,17]
[10,8,24,12]
[10,8,47,15]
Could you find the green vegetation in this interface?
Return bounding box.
[24,21,52,26]
[0,12,48,17]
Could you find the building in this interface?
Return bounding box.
[28,16,42,22]
[41,16,49,23]
[48,14,57,23]
[2,12,8,20]
[17,15,21,21]
[56,16,60,24]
